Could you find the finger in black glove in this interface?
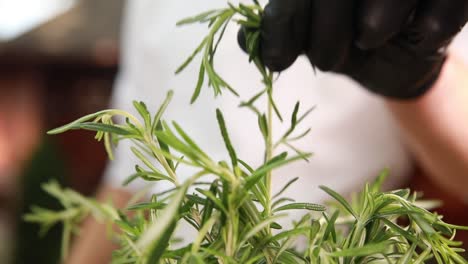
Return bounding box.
[239,0,468,99]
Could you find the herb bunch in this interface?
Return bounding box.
[26,1,467,264]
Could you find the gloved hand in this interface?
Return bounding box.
[239,0,468,99]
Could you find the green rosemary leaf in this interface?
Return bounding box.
[185,194,206,205]
[411,214,436,236]
[273,203,326,213]
[262,227,311,246]
[329,240,395,257]
[133,101,151,129]
[267,91,284,122]
[190,61,206,104]
[176,9,221,26]
[123,170,174,186]
[320,186,358,219]
[196,188,228,215]
[258,114,269,140]
[236,19,260,28]
[151,90,173,134]
[240,89,266,108]
[323,210,339,242]
[210,19,229,63]
[172,121,210,159]
[154,121,175,171]
[154,129,199,161]
[47,110,115,134]
[74,122,132,136]
[378,217,420,245]
[290,102,300,132]
[130,147,161,174]
[175,37,208,75]
[216,109,238,168]
[370,169,389,193]
[127,201,167,211]
[271,222,283,230]
[296,105,316,125]
[238,159,254,173]
[273,177,299,199]
[201,181,219,225]
[272,198,296,209]
[238,214,286,247]
[137,182,189,263]
[287,128,312,142]
[397,242,418,264]
[245,153,311,191]
[239,4,261,23]
[245,29,261,62]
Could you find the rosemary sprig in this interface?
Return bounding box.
[25,1,468,264]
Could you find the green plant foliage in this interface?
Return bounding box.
[25,1,467,263]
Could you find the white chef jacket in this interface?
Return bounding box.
[103,0,468,206]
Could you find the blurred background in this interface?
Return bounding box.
[0,1,466,263]
[0,0,121,263]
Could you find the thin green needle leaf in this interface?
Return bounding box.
[70,122,132,136]
[273,203,326,213]
[130,147,161,174]
[133,101,151,129]
[127,201,167,211]
[154,129,199,161]
[238,214,286,247]
[137,182,190,264]
[245,153,311,191]
[238,159,254,173]
[320,185,358,219]
[151,90,174,134]
[216,109,238,168]
[323,210,339,242]
[240,89,266,108]
[210,19,230,63]
[239,4,261,23]
[329,240,395,257]
[47,110,116,134]
[236,19,261,28]
[185,194,206,205]
[397,240,418,264]
[172,121,209,159]
[262,227,311,246]
[175,37,208,74]
[258,114,269,139]
[123,170,174,186]
[196,188,228,215]
[176,9,220,26]
[190,61,206,104]
[267,91,283,122]
[154,121,175,171]
[288,128,312,142]
[273,177,299,199]
[201,181,219,225]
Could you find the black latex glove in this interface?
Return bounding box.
[239,0,468,99]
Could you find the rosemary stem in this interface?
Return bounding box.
[266,95,273,216]
[146,136,180,186]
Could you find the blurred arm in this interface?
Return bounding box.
[386,53,468,202]
[66,185,132,264]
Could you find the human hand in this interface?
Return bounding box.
[239,0,468,99]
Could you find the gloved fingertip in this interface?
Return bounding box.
[262,50,297,72]
[237,27,248,53]
[238,25,296,72]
